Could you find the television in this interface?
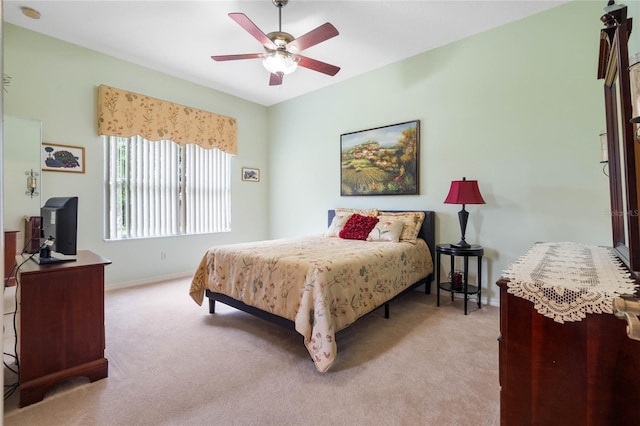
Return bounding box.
[36,196,78,264]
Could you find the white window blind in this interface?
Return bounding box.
[104,135,231,240]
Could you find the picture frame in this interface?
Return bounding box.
[340,120,419,196]
[41,143,85,173]
[242,167,260,182]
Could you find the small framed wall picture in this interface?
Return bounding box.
[242,167,260,182]
[41,143,85,173]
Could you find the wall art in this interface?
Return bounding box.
[41,143,85,173]
[242,167,260,182]
[340,120,419,196]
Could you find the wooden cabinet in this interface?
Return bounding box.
[23,215,42,254]
[4,230,18,286]
[16,250,111,407]
[497,279,640,425]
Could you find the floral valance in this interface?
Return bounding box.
[97,84,237,154]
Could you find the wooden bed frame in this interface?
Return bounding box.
[205,210,436,331]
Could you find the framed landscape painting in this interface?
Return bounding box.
[340,120,419,196]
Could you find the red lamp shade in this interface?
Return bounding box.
[444,178,485,205]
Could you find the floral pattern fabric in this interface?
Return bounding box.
[189,235,433,372]
[97,84,237,154]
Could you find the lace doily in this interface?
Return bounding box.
[502,242,637,323]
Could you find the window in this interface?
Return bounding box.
[104,135,231,240]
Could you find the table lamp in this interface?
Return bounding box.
[444,177,486,248]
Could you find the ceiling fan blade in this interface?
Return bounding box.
[211,53,263,61]
[297,56,340,76]
[288,23,339,52]
[228,13,276,50]
[269,73,283,86]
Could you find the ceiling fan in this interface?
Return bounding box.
[211,0,340,86]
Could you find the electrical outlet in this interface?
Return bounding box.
[160,251,167,261]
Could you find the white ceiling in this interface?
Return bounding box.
[4,0,569,106]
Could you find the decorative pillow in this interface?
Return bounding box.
[377,211,425,244]
[339,214,380,240]
[367,219,404,242]
[325,214,352,237]
[334,208,378,217]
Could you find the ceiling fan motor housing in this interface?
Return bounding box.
[266,31,295,50]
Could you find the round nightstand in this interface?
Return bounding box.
[436,243,484,314]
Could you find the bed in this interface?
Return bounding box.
[189,210,435,372]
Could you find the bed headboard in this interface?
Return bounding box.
[327,210,436,269]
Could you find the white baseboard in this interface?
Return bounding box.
[105,271,193,292]
[485,296,499,307]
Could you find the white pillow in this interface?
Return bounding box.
[325,214,352,237]
[367,219,404,242]
[377,211,425,244]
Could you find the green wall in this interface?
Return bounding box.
[3,24,270,286]
[629,1,639,56]
[267,0,614,304]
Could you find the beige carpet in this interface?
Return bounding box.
[3,278,499,425]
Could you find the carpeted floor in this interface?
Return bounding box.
[3,278,499,425]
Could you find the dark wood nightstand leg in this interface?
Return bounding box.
[463,255,469,315]
[477,255,483,308]
[436,252,441,306]
[450,255,455,301]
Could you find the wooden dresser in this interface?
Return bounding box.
[16,250,111,407]
[497,255,640,425]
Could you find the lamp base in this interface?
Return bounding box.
[451,240,471,249]
[453,207,471,249]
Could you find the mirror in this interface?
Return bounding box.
[3,116,42,246]
[598,3,639,271]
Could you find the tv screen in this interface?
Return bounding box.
[41,196,78,257]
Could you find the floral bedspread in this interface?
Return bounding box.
[189,235,433,372]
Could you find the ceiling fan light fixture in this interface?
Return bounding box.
[262,50,299,75]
